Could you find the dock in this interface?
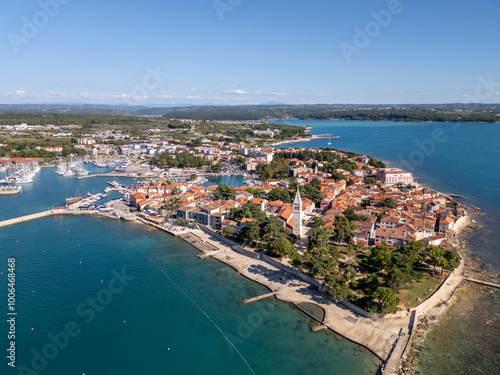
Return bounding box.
[311,325,328,332]
[465,277,500,289]
[0,210,54,228]
[198,249,225,259]
[0,189,21,195]
[242,292,275,304]
[76,172,160,180]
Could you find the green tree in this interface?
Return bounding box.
[304,245,339,279]
[429,246,446,276]
[333,215,356,246]
[311,216,325,229]
[380,198,397,209]
[263,216,287,241]
[369,243,393,270]
[213,184,236,200]
[268,236,294,259]
[332,171,348,181]
[212,161,222,172]
[164,197,182,219]
[222,226,236,238]
[308,227,333,250]
[242,221,260,245]
[327,270,355,301]
[345,244,357,268]
[267,187,291,203]
[373,287,400,314]
[364,176,376,185]
[444,249,461,272]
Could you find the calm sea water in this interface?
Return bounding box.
[273,119,500,271]
[272,119,500,375]
[0,166,379,374]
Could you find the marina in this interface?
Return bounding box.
[0,159,40,184]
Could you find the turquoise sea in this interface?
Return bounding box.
[273,120,500,271]
[272,119,500,375]
[0,165,379,375]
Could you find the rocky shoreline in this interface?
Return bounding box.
[397,211,499,375]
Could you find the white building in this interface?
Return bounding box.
[293,190,303,238]
[376,168,413,185]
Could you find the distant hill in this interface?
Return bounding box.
[0,103,499,122]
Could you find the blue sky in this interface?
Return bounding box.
[1,0,499,105]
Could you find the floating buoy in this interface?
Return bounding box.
[80,261,82,264]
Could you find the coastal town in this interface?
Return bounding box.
[0,118,496,374]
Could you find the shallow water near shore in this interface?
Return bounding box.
[274,119,500,374]
[0,167,379,374]
[0,216,379,374]
[413,284,500,375]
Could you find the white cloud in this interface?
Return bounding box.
[223,89,249,95]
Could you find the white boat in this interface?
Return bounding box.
[14,177,34,184]
[1,161,39,184]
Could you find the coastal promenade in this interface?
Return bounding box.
[180,227,410,361]
[0,209,476,373]
[0,209,121,229]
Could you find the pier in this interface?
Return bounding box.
[242,292,275,304]
[0,210,54,228]
[76,172,160,180]
[311,325,328,332]
[465,277,500,289]
[198,249,225,259]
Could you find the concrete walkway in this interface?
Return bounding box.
[0,210,54,228]
[186,228,408,361]
[465,277,500,289]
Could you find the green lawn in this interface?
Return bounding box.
[397,272,445,308]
